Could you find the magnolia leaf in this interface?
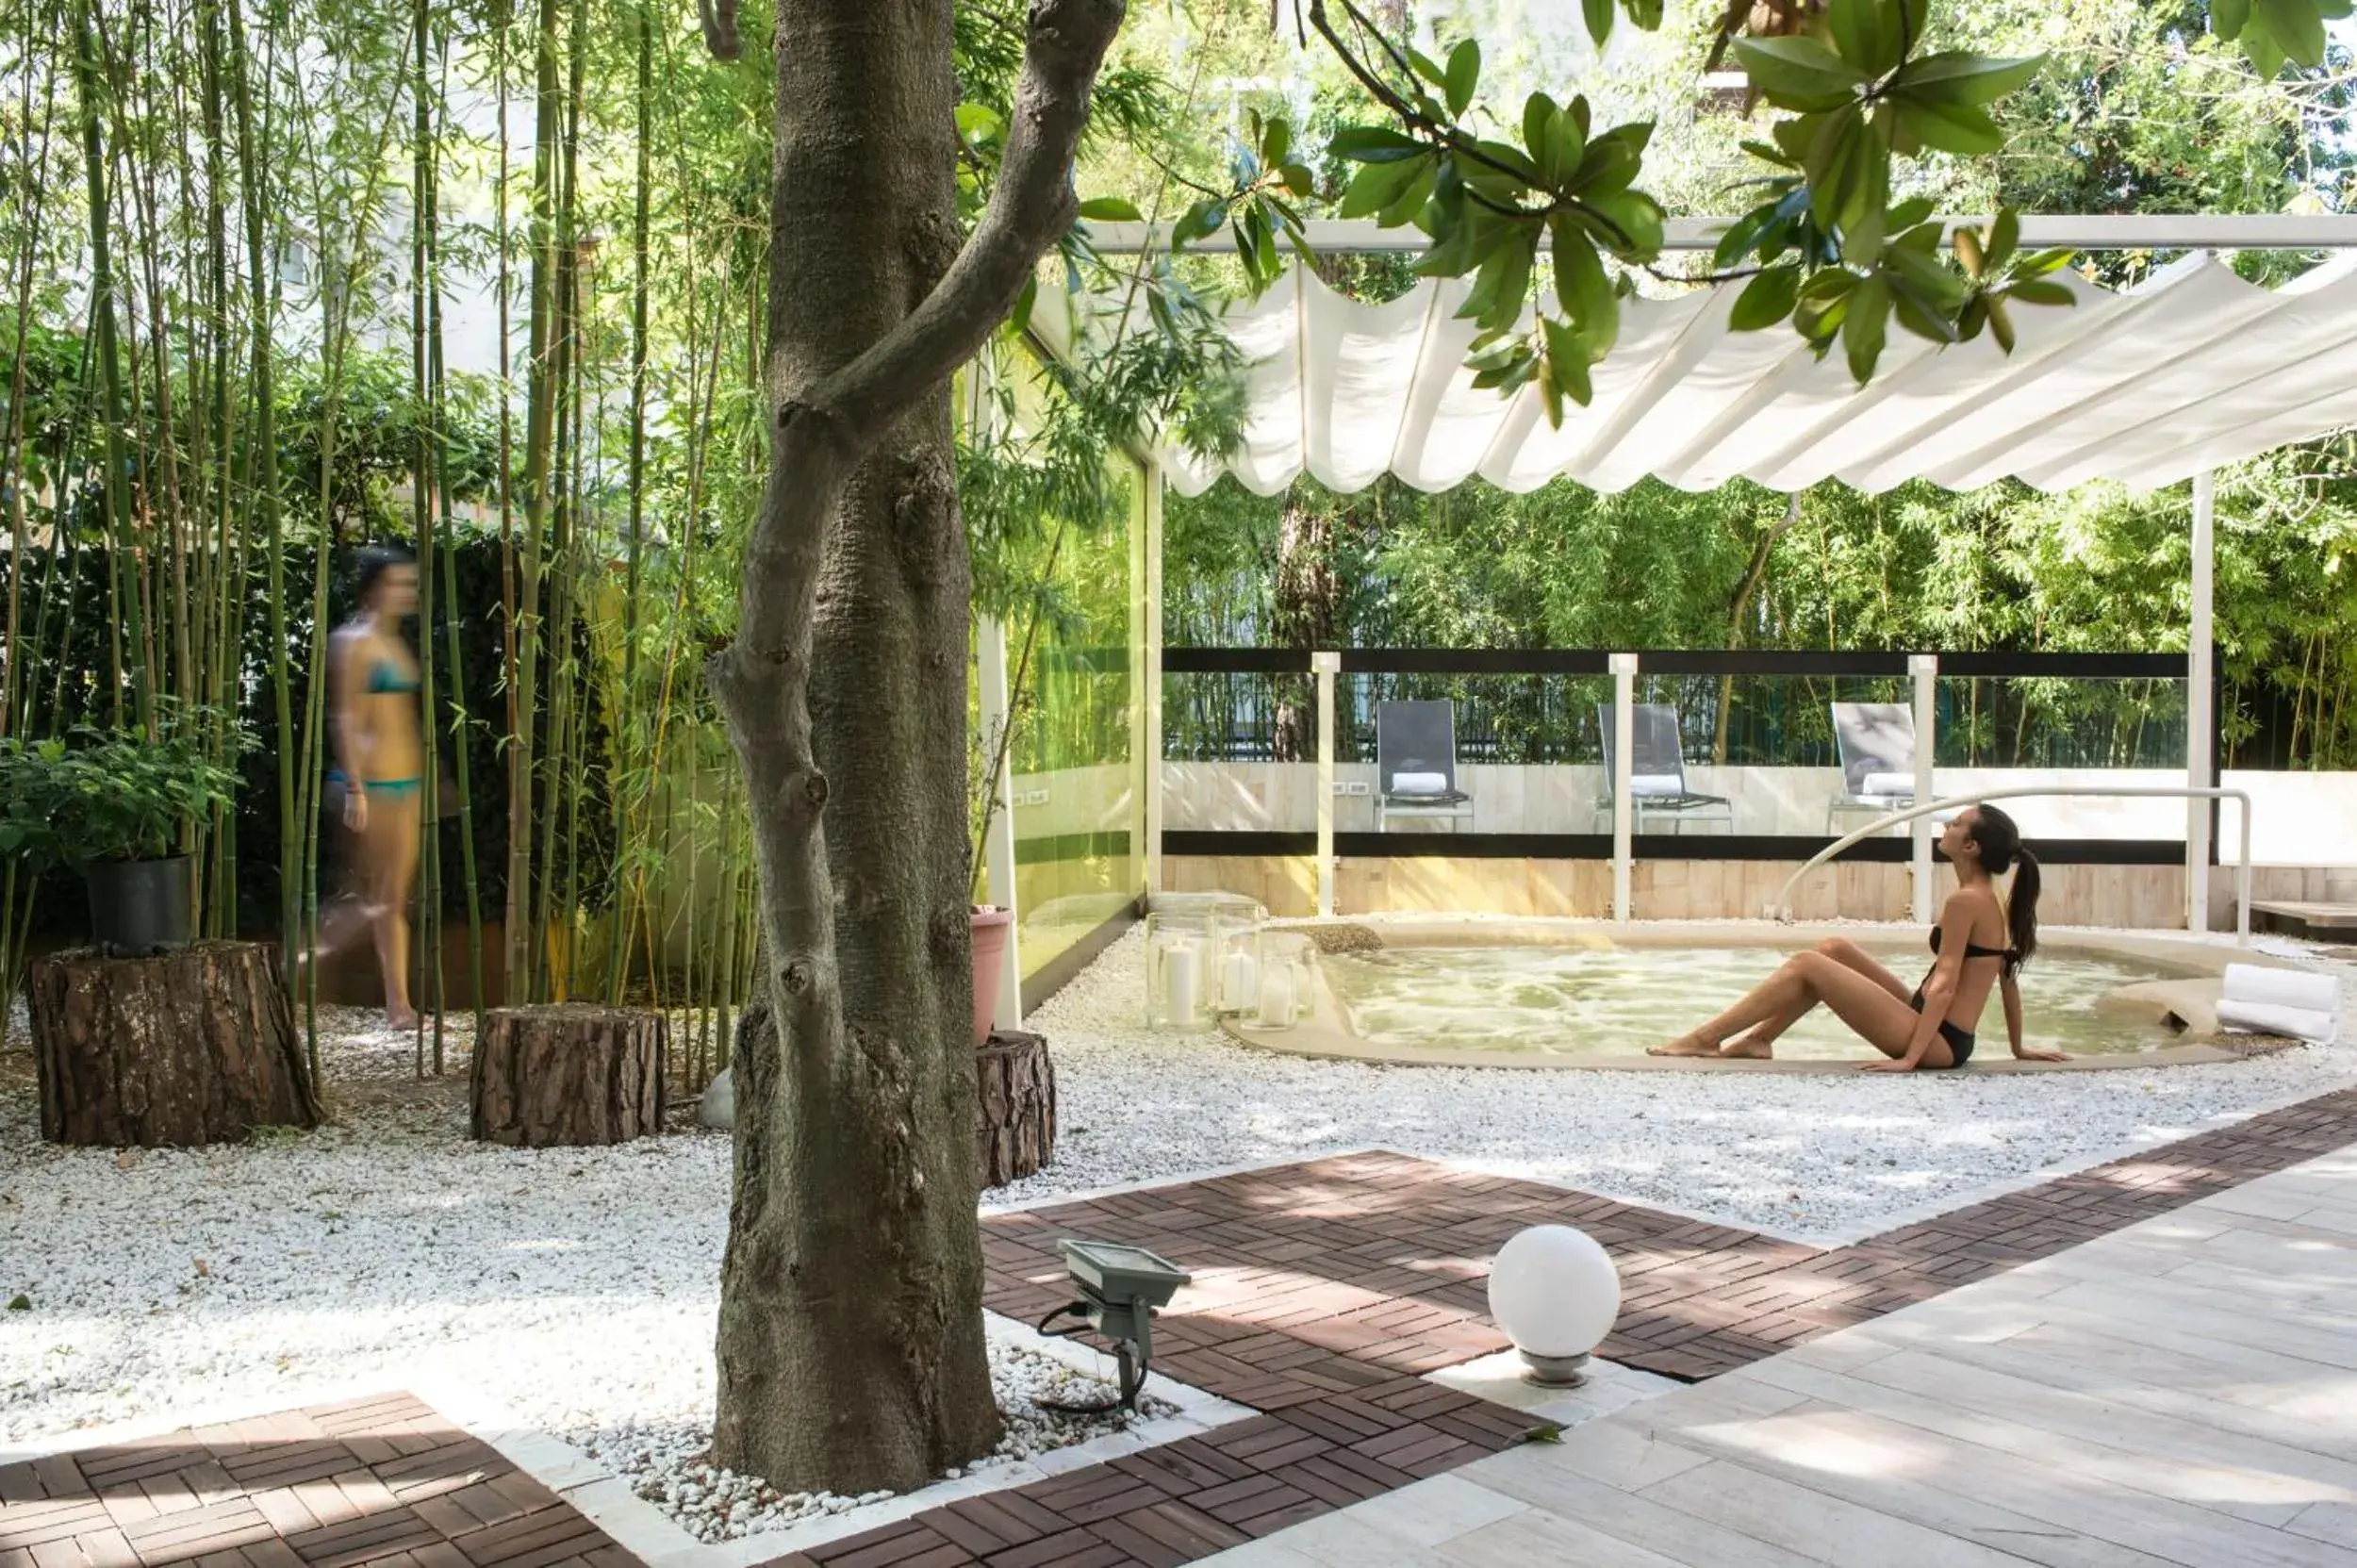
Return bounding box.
[1583,190,1665,260]
[1551,221,1617,343]
[2216,0,2253,34]
[1406,45,1447,86]
[1171,198,1228,248]
[1887,195,1937,231]
[1843,273,1890,382]
[1987,294,2018,354]
[1331,124,1425,163]
[1986,207,2021,271]
[1341,157,1424,219]
[1890,52,2045,105]
[1378,160,1441,228]
[2004,278,2076,307]
[1894,97,2003,157]
[1731,36,1870,112]
[1445,39,1482,119]
[1890,281,1958,344]
[2255,0,2329,65]
[1280,162,1316,198]
[1583,0,1614,46]
[1729,264,1802,332]
[1826,0,1900,76]
[1624,0,1664,27]
[1713,203,1778,268]
[1077,196,1142,223]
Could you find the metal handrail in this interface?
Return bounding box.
[1775,786,2254,945]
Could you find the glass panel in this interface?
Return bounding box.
[1161,670,1317,833]
[1936,675,2190,841]
[1010,463,1142,978]
[1626,671,1913,838]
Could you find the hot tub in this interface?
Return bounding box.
[1228,920,2307,1073]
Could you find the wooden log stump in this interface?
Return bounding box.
[28,942,320,1147]
[975,1028,1055,1188]
[470,1004,668,1147]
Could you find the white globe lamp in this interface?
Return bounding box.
[1487,1224,1622,1386]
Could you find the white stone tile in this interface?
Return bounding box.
[1639,1457,2052,1568]
[1436,1506,1699,1568]
[1310,1474,1527,1549]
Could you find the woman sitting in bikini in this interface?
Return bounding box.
[1651,803,2069,1071]
[318,547,425,1029]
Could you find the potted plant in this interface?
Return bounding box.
[0,713,243,956]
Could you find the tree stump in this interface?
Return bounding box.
[470,1004,668,1147]
[28,942,320,1147]
[974,1028,1055,1188]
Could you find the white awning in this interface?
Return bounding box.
[1156,250,2357,498]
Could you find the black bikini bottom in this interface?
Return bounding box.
[1907,986,1975,1066]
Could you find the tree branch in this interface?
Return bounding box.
[818,0,1126,438]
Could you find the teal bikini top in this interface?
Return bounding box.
[367,660,420,695]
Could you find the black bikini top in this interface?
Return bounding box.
[1930,927,2017,964]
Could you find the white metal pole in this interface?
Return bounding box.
[1314,651,1340,917]
[1143,462,1165,899]
[1910,653,1938,925]
[1611,653,1637,922]
[2188,470,2217,933]
[977,616,1024,1028]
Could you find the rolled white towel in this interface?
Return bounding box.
[1390,770,1450,795]
[1629,773,1686,798]
[2222,963,2339,1015]
[2217,999,2337,1045]
[1856,770,1916,798]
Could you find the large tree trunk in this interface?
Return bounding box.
[700,0,1125,1498]
[29,942,319,1147]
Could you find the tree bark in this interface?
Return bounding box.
[702,0,1125,1497]
[973,1028,1056,1188]
[30,943,320,1147]
[470,1005,667,1146]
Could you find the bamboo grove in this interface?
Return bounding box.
[1,0,774,1085]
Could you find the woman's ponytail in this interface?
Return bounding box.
[2006,846,2040,972]
[1970,803,2039,972]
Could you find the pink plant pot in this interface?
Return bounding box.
[970,906,1015,1047]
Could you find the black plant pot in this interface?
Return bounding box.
[85,855,194,957]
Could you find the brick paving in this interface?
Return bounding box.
[0,1393,627,1568]
[11,1085,2356,1568]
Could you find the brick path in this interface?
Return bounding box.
[0,1393,627,1568]
[12,1085,2357,1568]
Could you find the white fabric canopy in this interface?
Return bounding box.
[1157,251,2357,498]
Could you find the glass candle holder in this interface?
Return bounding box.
[1145,892,1264,1030]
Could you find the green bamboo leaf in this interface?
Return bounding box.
[1445,39,1481,119]
[1731,36,1870,112]
[1729,264,1802,332]
[1987,295,2018,354]
[1077,196,1142,223]
[1406,45,1448,87]
[1624,0,1665,27]
[1583,0,1615,46]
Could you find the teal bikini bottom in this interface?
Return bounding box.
[328,770,421,797]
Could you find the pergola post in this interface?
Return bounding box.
[1610,652,1637,922]
[1143,460,1165,899]
[977,616,1024,1029]
[1910,653,1938,925]
[1313,651,1340,917]
[2188,469,2217,933]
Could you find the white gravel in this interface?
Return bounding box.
[3,929,2351,1542]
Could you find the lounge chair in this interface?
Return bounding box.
[1375,700,1474,832]
[1828,701,1918,834]
[1595,703,1733,834]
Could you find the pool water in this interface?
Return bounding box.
[1319,945,2185,1061]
